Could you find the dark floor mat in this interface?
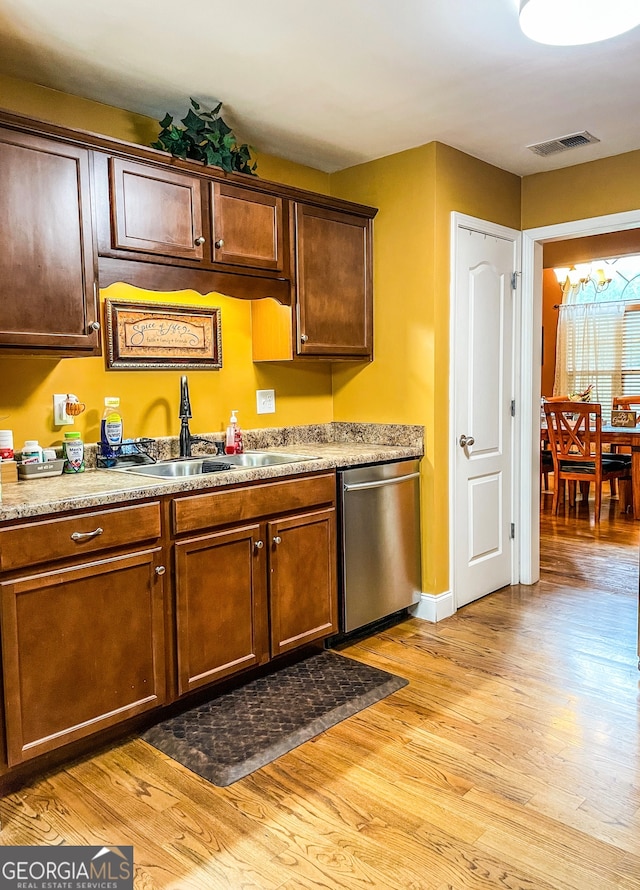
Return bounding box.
[142,650,408,786]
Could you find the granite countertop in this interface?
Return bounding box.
[0,422,424,522]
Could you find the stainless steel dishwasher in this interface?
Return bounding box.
[337,459,422,634]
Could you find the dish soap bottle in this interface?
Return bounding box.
[225,410,243,455]
[101,397,123,462]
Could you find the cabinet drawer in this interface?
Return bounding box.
[0,502,162,572]
[173,472,335,535]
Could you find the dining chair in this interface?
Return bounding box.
[612,395,640,420]
[543,401,632,520]
[610,397,640,496]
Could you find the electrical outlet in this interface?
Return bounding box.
[256,389,276,414]
[53,394,74,426]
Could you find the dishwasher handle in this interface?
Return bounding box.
[343,471,420,492]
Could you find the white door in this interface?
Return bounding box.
[452,221,519,608]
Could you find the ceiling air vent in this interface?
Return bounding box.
[527,131,600,157]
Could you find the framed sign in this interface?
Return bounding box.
[105,300,222,370]
[611,409,637,427]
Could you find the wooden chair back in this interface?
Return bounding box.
[542,400,630,519]
[543,400,602,467]
[613,396,640,425]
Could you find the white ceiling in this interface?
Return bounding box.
[0,0,639,176]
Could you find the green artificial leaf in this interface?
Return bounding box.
[181,108,204,132]
[152,99,258,175]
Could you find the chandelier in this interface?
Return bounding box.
[554,263,613,294]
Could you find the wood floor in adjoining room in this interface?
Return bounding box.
[1,498,639,889]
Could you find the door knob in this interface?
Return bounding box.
[155,566,166,576]
[459,434,475,448]
[194,236,205,246]
[273,535,282,545]
[254,540,264,551]
[214,239,224,249]
[300,334,309,343]
[88,321,100,332]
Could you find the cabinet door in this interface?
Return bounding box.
[295,204,372,358]
[0,548,166,766]
[211,182,284,272]
[0,129,99,353]
[109,157,205,261]
[269,508,337,656]
[175,524,269,695]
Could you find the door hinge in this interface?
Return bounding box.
[511,399,516,417]
[510,522,515,539]
[511,271,520,291]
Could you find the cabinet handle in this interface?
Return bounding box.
[194,236,205,246]
[155,566,166,576]
[300,334,309,343]
[254,540,264,551]
[70,527,103,542]
[88,321,100,333]
[273,535,282,545]
[214,238,225,249]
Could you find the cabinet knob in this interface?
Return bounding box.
[273,535,282,545]
[89,321,101,332]
[214,239,225,249]
[254,540,264,551]
[300,334,309,343]
[194,236,205,246]
[155,566,166,576]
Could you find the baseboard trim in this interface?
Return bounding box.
[410,591,456,623]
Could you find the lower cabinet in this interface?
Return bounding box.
[173,475,338,696]
[175,523,269,694]
[0,475,338,777]
[0,547,167,766]
[268,508,336,655]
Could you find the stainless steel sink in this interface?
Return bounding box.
[112,451,316,478]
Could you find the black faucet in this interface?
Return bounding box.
[179,375,220,458]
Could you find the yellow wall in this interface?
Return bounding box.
[0,76,334,449]
[521,149,640,229]
[331,143,521,595]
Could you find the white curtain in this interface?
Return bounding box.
[554,300,625,419]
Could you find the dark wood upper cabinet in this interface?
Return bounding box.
[0,128,99,354]
[295,204,373,358]
[0,110,376,357]
[210,182,285,273]
[109,157,205,261]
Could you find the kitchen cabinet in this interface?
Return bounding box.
[251,203,374,362]
[0,502,166,766]
[174,522,269,694]
[294,203,373,358]
[268,508,336,655]
[108,156,205,261]
[210,181,285,273]
[0,127,100,354]
[0,110,375,352]
[172,473,337,695]
[99,156,286,274]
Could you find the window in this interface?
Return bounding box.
[554,255,640,420]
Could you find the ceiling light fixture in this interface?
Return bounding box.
[519,0,640,46]
[554,263,613,294]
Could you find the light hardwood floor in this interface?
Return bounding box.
[1,494,639,889]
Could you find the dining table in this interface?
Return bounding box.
[541,423,640,519]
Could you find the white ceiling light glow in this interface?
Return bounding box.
[519,0,640,46]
